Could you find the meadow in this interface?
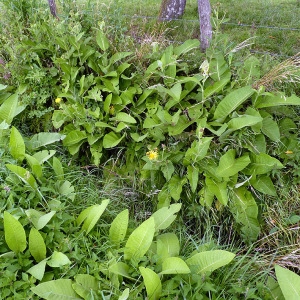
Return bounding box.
[0,0,299,299]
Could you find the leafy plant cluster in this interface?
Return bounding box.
[1,3,300,299]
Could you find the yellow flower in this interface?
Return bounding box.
[146,149,158,160]
[55,97,62,104]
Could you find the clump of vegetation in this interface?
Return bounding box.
[0,0,299,299]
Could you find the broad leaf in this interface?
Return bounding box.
[139,267,162,300]
[186,250,235,275]
[251,175,277,196]
[31,279,81,299]
[160,257,190,274]
[156,233,180,261]
[72,274,98,299]
[27,260,47,281]
[187,165,199,193]
[151,203,182,232]
[205,177,228,206]
[174,39,200,56]
[109,262,132,279]
[275,265,300,300]
[246,153,283,175]
[124,217,155,264]
[255,94,300,108]
[113,112,136,124]
[216,150,250,178]
[103,132,124,148]
[63,130,87,147]
[4,211,27,254]
[47,251,71,268]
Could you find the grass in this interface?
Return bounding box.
[62,0,300,56]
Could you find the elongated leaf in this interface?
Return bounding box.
[4,211,27,254]
[275,265,300,300]
[216,150,250,178]
[9,126,25,161]
[184,137,213,164]
[255,94,300,108]
[139,267,162,300]
[227,115,262,131]
[52,157,64,180]
[28,132,65,150]
[124,217,155,264]
[27,260,47,281]
[187,165,199,193]
[31,279,81,299]
[186,250,235,275]
[109,209,129,248]
[36,211,56,230]
[174,39,200,56]
[204,77,230,98]
[119,288,130,300]
[214,86,255,121]
[161,257,190,274]
[6,164,37,190]
[47,251,71,268]
[0,93,18,124]
[151,204,181,232]
[96,30,110,51]
[29,228,46,262]
[76,199,109,234]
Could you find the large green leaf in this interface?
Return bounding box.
[4,211,27,254]
[47,251,71,268]
[0,93,18,124]
[113,112,136,124]
[63,130,87,147]
[25,155,43,179]
[261,116,280,142]
[227,115,263,131]
[27,260,47,281]
[76,199,109,234]
[203,77,230,99]
[156,233,180,262]
[275,265,300,300]
[28,132,65,150]
[161,257,190,274]
[246,153,283,175]
[151,204,181,232]
[187,165,199,193]
[139,267,162,300]
[216,150,250,178]
[214,86,255,121]
[72,274,98,299]
[184,137,213,164]
[103,132,124,148]
[109,209,129,248]
[31,279,81,299]
[251,175,277,196]
[124,217,155,264]
[29,228,46,262]
[186,250,235,275]
[9,126,25,161]
[205,177,228,206]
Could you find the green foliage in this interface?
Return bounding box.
[275,265,300,300]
